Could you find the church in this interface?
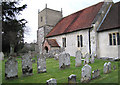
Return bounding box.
[37,0,120,59]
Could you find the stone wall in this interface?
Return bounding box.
[37,8,62,54]
[38,8,62,28]
[91,0,113,55]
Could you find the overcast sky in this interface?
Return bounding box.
[19,0,119,43]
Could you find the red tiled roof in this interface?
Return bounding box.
[47,2,104,37]
[47,39,60,47]
[98,2,120,32]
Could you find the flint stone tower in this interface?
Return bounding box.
[37,4,62,53]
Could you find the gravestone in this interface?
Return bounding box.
[5,57,18,79]
[49,50,54,58]
[84,53,90,65]
[92,69,100,79]
[90,53,95,63]
[54,54,59,60]
[0,52,4,60]
[75,50,82,67]
[81,64,92,83]
[65,53,70,67]
[32,59,36,63]
[59,52,65,69]
[113,65,116,70]
[103,62,108,74]
[68,74,76,83]
[59,52,70,69]
[46,78,57,85]
[22,54,33,76]
[107,62,111,72]
[37,53,46,73]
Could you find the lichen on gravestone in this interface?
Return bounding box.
[5,57,18,79]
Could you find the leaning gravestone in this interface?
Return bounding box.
[22,54,33,76]
[46,78,57,85]
[75,50,82,67]
[5,57,18,79]
[68,74,76,83]
[81,64,92,83]
[37,53,46,73]
[103,62,108,74]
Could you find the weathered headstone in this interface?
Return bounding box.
[83,53,90,65]
[5,57,18,79]
[0,52,4,60]
[113,65,116,70]
[65,53,70,67]
[59,52,65,69]
[75,50,82,67]
[81,64,92,83]
[49,50,54,58]
[92,69,100,79]
[107,62,111,72]
[59,52,70,69]
[68,74,76,84]
[32,59,36,63]
[90,53,95,63]
[22,54,33,76]
[103,62,108,74]
[54,54,60,60]
[46,78,57,85]
[37,53,46,73]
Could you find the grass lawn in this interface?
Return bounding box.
[1,57,119,84]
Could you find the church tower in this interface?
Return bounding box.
[37,4,62,53]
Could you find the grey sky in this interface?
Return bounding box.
[19,0,119,43]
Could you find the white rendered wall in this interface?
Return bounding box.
[47,29,90,57]
[98,29,119,58]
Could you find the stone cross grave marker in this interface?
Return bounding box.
[46,78,57,85]
[75,50,82,67]
[37,53,46,73]
[81,64,92,83]
[68,74,76,84]
[5,57,18,79]
[22,53,33,76]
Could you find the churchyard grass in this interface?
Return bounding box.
[2,56,119,83]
